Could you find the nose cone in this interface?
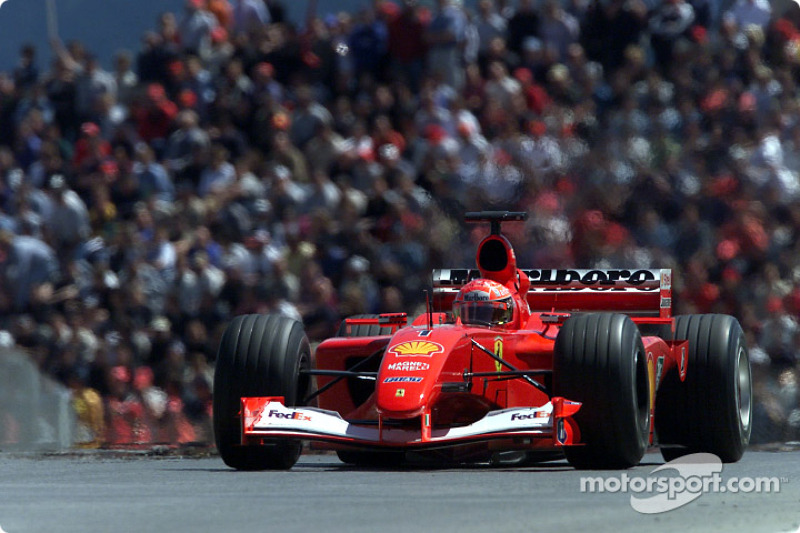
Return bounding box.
[376,338,446,418]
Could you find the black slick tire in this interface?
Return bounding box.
[213,314,311,470]
[554,313,651,469]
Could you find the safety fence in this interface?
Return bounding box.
[0,349,75,451]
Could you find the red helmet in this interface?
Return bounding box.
[453,279,515,327]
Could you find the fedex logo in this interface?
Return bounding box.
[511,411,548,421]
[268,409,311,421]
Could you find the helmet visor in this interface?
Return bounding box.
[454,297,513,327]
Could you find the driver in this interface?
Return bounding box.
[453,279,515,328]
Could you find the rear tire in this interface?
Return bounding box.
[213,314,311,470]
[655,314,752,463]
[554,313,650,469]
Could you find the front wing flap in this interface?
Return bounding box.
[241,397,581,449]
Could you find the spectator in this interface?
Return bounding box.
[74,54,117,124]
[113,50,139,109]
[231,0,270,38]
[649,0,696,72]
[163,109,210,186]
[425,0,468,90]
[44,174,91,258]
[726,0,771,31]
[134,82,179,147]
[133,143,175,202]
[538,0,580,61]
[580,0,648,75]
[198,143,235,197]
[506,0,540,56]
[67,367,105,448]
[474,0,508,65]
[104,365,151,445]
[289,84,333,150]
[178,0,219,55]
[13,44,39,92]
[387,0,429,91]
[347,7,389,83]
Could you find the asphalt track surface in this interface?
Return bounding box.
[0,450,799,533]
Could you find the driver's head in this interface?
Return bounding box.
[453,279,514,327]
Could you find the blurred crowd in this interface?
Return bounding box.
[1,0,799,448]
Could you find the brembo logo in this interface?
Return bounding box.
[268,410,311,421]
[389,341,444,357]
[528,269,657,288]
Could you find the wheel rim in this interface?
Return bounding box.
[735,345,752,432]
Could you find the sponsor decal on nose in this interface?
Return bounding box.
[389,341,444,357]
[387,361,430,371]
[384,377,423,383]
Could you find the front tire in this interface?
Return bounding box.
[213,314,311,470]
[554,313,650,469]
[655,314,752,463]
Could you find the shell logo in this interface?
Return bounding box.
[389,341,444,357]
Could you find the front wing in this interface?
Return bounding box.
[241,397,581,450]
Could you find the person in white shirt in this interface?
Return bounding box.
[725,0,771,31]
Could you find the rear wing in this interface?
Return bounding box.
[432,268,673,318]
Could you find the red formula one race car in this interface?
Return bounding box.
[213,211,752,470]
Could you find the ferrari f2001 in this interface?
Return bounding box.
[213,211,752,470]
